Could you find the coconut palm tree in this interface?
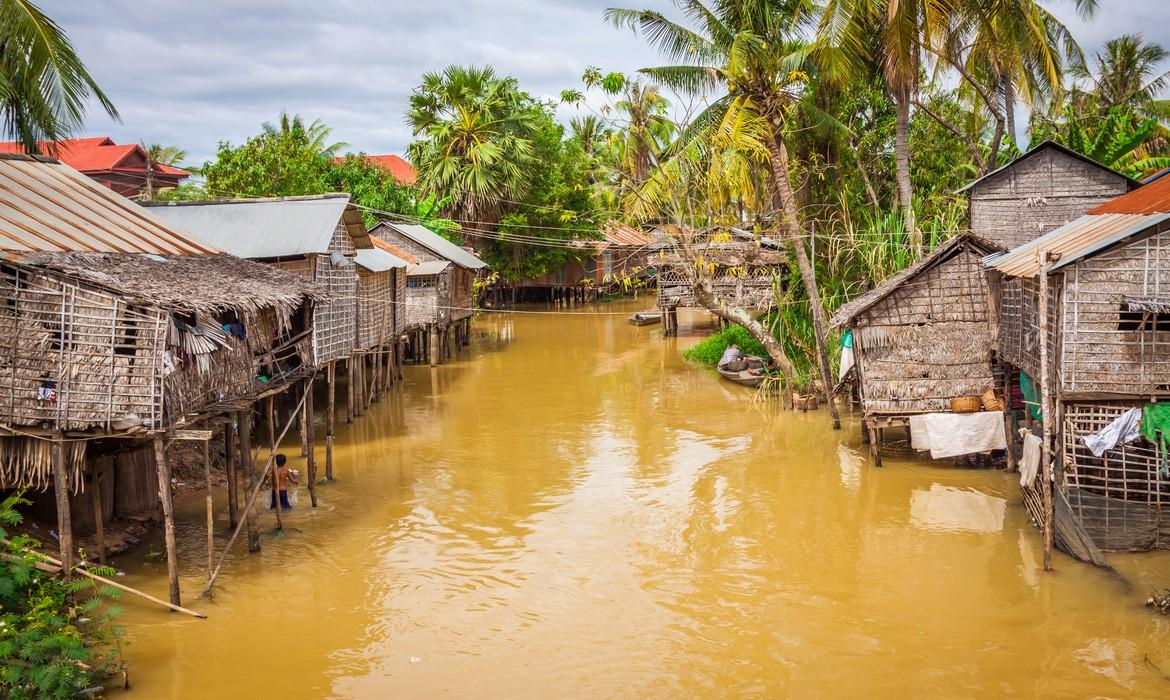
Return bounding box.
[144,143,187,168]
[613,81,675,186]
[607,0,843,427]
[406,65,540,228]
[262,112,346,158]
[0,0,118,153]
[1072,34,1170,119]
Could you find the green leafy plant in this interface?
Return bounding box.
[0,492,125,699]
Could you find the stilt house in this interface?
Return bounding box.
[986,173,1170,553]
[0,154,318,601]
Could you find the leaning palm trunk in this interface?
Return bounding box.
[766,131,841,429]
[692,280,796,391]
[893,87,919,255]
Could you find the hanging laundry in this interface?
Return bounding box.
[838,330,854,381]
[161,349,176,376]
[1019,373,1042,421]
[1082,407,1143,457]
[1140,403,1170,477]
[223,322,246,340]
[1019,431,1042,487]
[917,411,1007,459]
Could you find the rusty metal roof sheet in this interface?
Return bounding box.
[983,212,1170,277]
[1088,170,1170,214]
[600,221,652,247]
[145,195,364,259]
[0,154,218,255]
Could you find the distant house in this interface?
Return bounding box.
[335,154,417,186]
[0,137,188,198]
[958,140,1138,251]
[368,221,487,365]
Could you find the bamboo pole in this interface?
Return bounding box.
[326,362,335,481]
[305,376,317,508]
[203,439,213,581]
[225,422,238,529]
[51,431,73,582]
[1039,254,1055,571]
[201,385,312,598]
[239,409,260,553]
[268,396,282,530]
[347,358,355,423]
[153,435,181,606]
[89,462,105,566]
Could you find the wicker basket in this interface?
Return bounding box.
[981,388,1004,412]
[951,394,982,413]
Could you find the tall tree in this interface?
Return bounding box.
[1072,33,1170,119]
[608,0,843,427]
[407,65,540,230]
[0,0,118,152]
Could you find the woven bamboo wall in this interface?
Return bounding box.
[327,221,356,256]
[996,274,1063,385]
[312,254,358,365]
[657,267,775,309]
[357,269,392,350]
[393,269,406,336]
[969,148,1132,250]
[1062,226,1170,395]
[404,280,439,329]
[1061,402,1169,551]
[163,331,256,421]
[854,250,997,413]
[0,266,164,431]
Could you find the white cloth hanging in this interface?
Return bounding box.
[916,411,1007,459]
[1081,407,1143,457]
[1019,431,1043,487]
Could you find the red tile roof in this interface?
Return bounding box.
[1088,171,1170,215]
[336,154,416,185]
[0,137,189,178]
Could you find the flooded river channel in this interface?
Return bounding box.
[115,300,1170,698]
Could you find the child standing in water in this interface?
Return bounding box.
[270,453,298,510]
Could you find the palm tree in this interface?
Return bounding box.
[262,112,346,158]
[406,65,539,228]
[613,81,675,186]
[608,0,843,428]
[1072,34,1170,119]
[144,143,187,168]
[570,115,608,156]
[0,0,118,153]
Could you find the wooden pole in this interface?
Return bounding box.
[298,382,309,456]
[268,396,282,530]
[238,408,260,553]
[326,362,335,481]
[201,384,312,597]
[51,432,73,581]
[347,358,355,423]
[429,324,439,366]
[1039,254,1055,571]
[306,377,318,508]
[1002,365,1017,472]
[225,421,238,529]
[203,439,213,580]
[89,461,105,566]
[397,341,404,380]
[153,435,181,607]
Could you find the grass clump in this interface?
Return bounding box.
[683,325,767,367]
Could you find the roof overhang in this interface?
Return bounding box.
[983,212,1170,277]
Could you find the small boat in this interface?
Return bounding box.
[629,311,662,326]
[717,355,767,387]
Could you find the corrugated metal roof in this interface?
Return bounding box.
[600,220,652,247]
[145,195,359,258]
[984,212,1170,277]
[1089,169,1170,214]
[382,222,487,270]
[408,260,451,276]
[354,247,406,272]
[0,154,217,254]
[955,140,1138,194]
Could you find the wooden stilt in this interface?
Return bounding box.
[326,362,335,481]
[50,432,73,581]
[268,396,283,530]
[429,324,439,366]
[1039,255,1055,570]
[298,382,309,456]
[306,378,318,508]
[1002,365,1017,472]
[238,409,260,553]
[203,439,213,580]
[397,342,404,380]
[347,357,355,423]
[153,435,181,606]
[867,421,883,467]
[89,461,105,566]
[225,420,238,529]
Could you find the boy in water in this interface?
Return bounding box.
[270,453,298,510]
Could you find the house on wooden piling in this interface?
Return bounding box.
[829,234,1002,464]
[368,221,488,364]
[986,173,1170,553]
[0,154,318,603]
[654,227,786,334]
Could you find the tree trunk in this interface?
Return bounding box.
[893,86,918,254]
[765,130,842,429]
[1003,75,1017,147]
[692,282,796,385]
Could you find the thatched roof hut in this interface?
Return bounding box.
[653,227,787,310]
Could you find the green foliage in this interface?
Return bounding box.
[202,115,336,198]
[683,325,768,366]
[0,492,124,699]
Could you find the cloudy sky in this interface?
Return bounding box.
[48,1,1170,166]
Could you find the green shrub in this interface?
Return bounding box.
[683,325,768,366]
[0,492,124,699]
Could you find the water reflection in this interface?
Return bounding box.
[910,484,1007,533]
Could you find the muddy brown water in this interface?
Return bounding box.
[112,300,1170,698]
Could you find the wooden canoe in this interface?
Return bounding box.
[717,355,767,388]
[629,311,662,326]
